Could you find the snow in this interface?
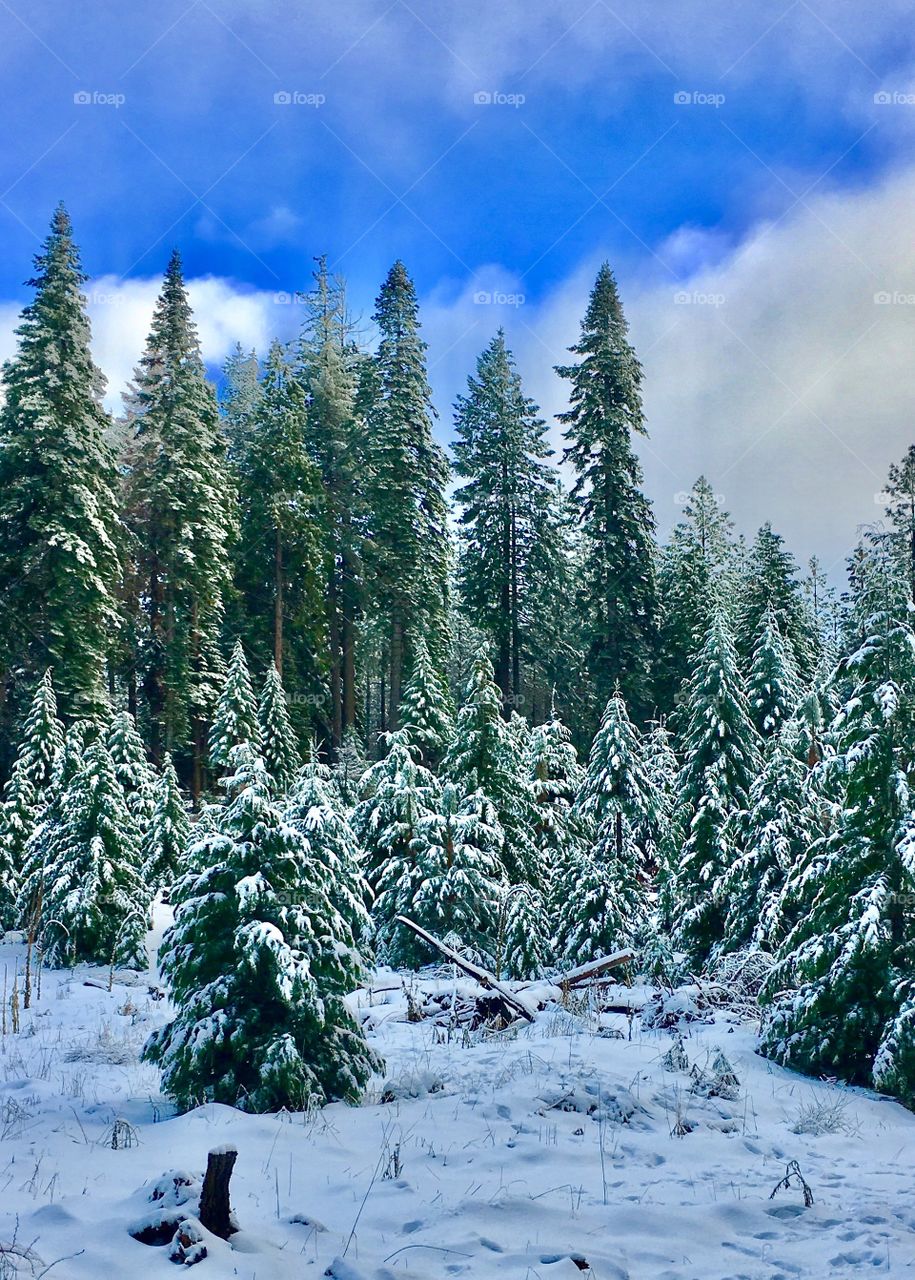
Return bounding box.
[1,912,914,1278]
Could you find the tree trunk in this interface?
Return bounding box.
[341,549,358,734]
[328,570,343,752]
[389,617,404,731]
[198,1147,238,1239]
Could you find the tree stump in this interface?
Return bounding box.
[198,1146,238,1239]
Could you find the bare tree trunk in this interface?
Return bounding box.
[198,1147,238,1239]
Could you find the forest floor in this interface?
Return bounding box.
[0,914,912,1280]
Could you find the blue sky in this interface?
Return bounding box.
[3,1,915,572]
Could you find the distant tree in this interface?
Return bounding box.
[209,640,261,776]
[258,661,302,794]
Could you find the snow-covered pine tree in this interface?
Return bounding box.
[333,728,369,811]
[747,604,801,738]
[554,842,633,967]
[673,605,761,961]
[557,263,658,725]
[760,539,915,1086]
[527,711,583,883]
[365,262,451,724]
[37,737,148,967]
[220,343,261,464]
[122,249,236,792]
[501,883,550,980]
[398,633,454,768]
[141,753,190,891]
[258,661,302,794]
[442,648,535,884]
[452,330,563,709]
[883,443,915,602]
[146,745,379,1111]
[382,781,506,967]
[718,728,811,954]
[352,730,440,959]
[639,720,681,925]
[577,688,658,871]
[208,640,261,777]
[107,710,157,835]
[0,206,121,725]
[736,522,817,681]
[0,671,64,928]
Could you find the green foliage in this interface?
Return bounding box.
[209,640,261,774]
[258,661,302,794]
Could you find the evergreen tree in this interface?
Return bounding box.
[141,753,190,890]
[555,843,632,966]
[737,523,816,680]
[577,689,658,871]
[502,883,550,980]
[640,720,681,922]
[333,728,368,811]
[146,746,379,1111]
[527,712,584,890]
[123,250,236,792]
[365,261,451,725]
[208,640,261,776]
[0,671,64,926]
[220,343,261,463]
[258,661,302,794]
[884,443,915,602]
[746,604,801,738]
[235,340,327,732]
[657,478,735,715]
[107,710,156,834]
[557,263,657,723]
[299,258,367,746]
[674,606,761,960]
[398,633,454,768]
[453,331,563,707]
[443,648,535,883]
[760,541,915,1085]
[36,738,148,967]
[0,206,121,724]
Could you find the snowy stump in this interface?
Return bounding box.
[198,1146,238,1239]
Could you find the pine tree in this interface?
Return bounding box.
[657,478,735,715]
[0,671,64,927]
[639,720,681,923]
[453,331,564,708]
[333,728,369,811]
[37,738,148,967]
[760,541,915,1085]
[398,633,454,769]
[141,753,190,891]
[365,261,451,725]
[442,648,535,883]
[235,340,327,731]
[557,263,657,723]
[577,689,658,871]
[737,523,816,680]
[674,606,761,961]
[220,343,261,463]
[527,712,584,896]
[146,746,379,1111]
[746,604,801,738]
[883,444,915,602]
[107,710,156,834]
[555,843,632,966]
[0,206,121,724]
[208,640,261,776]
[258,661,302,794]
[502,883,549,980]
[123,250,236,792]
[299,258,368,746]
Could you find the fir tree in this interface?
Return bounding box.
[555,844,631,966]
[502,883,549,980]
[398,634,454,769]
[220,343,261,463]
[208,640,261,776]
[141,753,190,891]
[36,738,148,967]
[737,523,816,680]
[527,712,584,898]
[640,721,681,922]
[674,606,760,960]
[258,661,302,794]
[883,444,915,602]
[146,746,379,1111]
[333,728,369,811]
[453,331,563,708]
[235,340,327,731]
[0,206,121,723]
[557,263,657,723]
[107,710,156,834]
[123,250,236,792]
[746,604,801,738]
[577,689,658,871]
[760,541,915,1085]
[365,261,451,725]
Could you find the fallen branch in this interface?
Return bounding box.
[556,950,634,988]
[394,916,535,1022]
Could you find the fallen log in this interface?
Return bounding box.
[394,915,535,1022]
[556,950,634,988]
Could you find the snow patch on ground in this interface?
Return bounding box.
[0,924,913,1278]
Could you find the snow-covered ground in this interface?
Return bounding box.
[0,921,913,1279]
